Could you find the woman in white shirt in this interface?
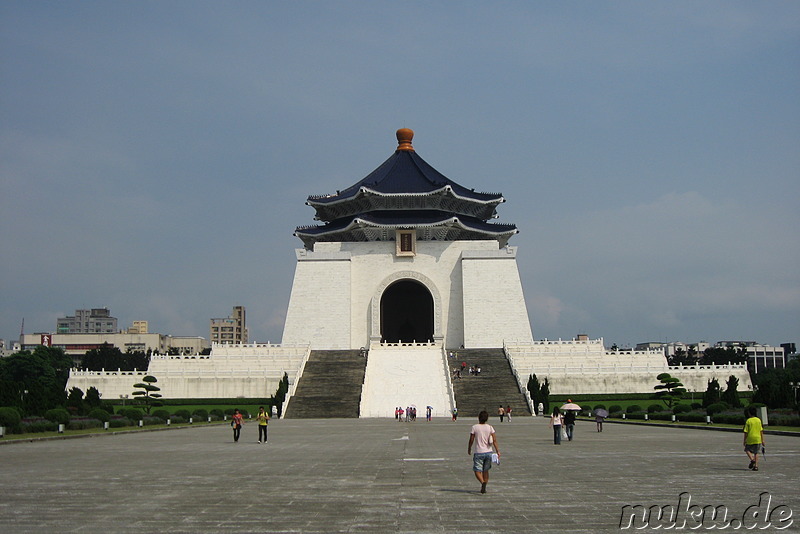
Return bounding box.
[549,406,564,445]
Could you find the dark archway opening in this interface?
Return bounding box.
[380,280,434,343]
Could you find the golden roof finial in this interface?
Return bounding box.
[396,128,414,151]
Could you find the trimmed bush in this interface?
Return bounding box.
[593,404,606,411]
[151,409,171,421]
[118,407,144,421]
[680,413,707,423]
[771,414,800,427]
[68,417,103,430]
[706,402,729,416]
[175,409,191,420]
[691,403,703,410]
[647,404,662,413]
[608,405,621,414]
[713,413,746,425]
[109,418,128,428]
[192,409,209,420]
[673,404,692,414]
[169,415,187,424]
[143,416,162,426]
[20,417,57,433]
[626,405,643,414]
[0,407,22,430]
[210,409,224,419]
[88,408,110,423]
[627,411,646,420]
[649,412,673,421]
[44,408,70,425]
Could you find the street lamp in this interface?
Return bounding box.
[790,382,799,404]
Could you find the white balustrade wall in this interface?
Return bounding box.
[67,343,311,401]
[504,340,752,395]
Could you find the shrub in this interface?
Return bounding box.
[691,403,703,410]
[109,417,128,428]
[143,416,162,426]
[151,409,171,421]
[649,412,673,421]
[68,417,103,430]
[626,405,643,414]
[680,413,707,423]
[647,404,662,413]
[608,405,621,414]
[673,404,692,414]
[0,407,22,430]
[21,417,57,433]
[593,404,606,411]
[44,408,70,425]
[770,414,800,427]
[192,409,209,420]
[118,407,144,422]
[175,409,191,420]
[224,408,235,416]
[627,411,646,420]
[210,409,224,419]
[713,413,746,425]
[88,408,110,423]
[169,415,187,424]
[706,403,729,416]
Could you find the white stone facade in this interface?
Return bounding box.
[281,240,534,350]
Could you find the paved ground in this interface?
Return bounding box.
[1,416,798,533]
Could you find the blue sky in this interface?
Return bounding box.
[1,2,798,349]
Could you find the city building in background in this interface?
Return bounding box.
[56,308,118,334]
[210,306,248,345]
[20,332,208,359]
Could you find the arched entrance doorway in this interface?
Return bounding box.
[380,280,434,343]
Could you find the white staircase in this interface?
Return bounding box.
[359,342,454,418]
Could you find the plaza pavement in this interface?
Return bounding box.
[1,416,798,533]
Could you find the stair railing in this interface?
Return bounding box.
[440,345,457,415]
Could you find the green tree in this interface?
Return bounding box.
[274,373,289,417]
[132,375,163,414]
[702,378,721,407]
[721,375,742,407]
[654,373,686,410]
[66,387,85,415]
[85,386,102,409]
[0,346,72,415]
[540,377,550,415]
[700,345,747,366]
[82,344,149,371]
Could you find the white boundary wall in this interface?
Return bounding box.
[66,343,311,400]
[505,340,752,395]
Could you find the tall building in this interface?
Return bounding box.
[57,308,118,334]
[210,306,248,345]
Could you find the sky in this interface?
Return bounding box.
[1,2,798,350]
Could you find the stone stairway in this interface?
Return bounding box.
[451,348,531,419]
[283,350,367,418]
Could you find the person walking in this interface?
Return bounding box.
[468,410,500,494]
[498,405,505,423]
[256,406,270,444]
[564,409,576,441]
[743,406,765,471]
[549,407,564,445]
[452,408,458,421]
[595,412,605,432]
[505,405,512,422]
[231,409,243,443]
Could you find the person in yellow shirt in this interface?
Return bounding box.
[257,406,270,444]
[742,406,765,471]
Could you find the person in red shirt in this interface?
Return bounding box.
[231,409,243,443]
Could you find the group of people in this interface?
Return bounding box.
[452,361,482,379]
[229,406,270,443]
[395,406,418,421]
[497,405,512,422]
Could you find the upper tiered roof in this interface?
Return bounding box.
[295,128,518,249]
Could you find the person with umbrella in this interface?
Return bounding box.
[593,407,609,432]
[560,400,580,441]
